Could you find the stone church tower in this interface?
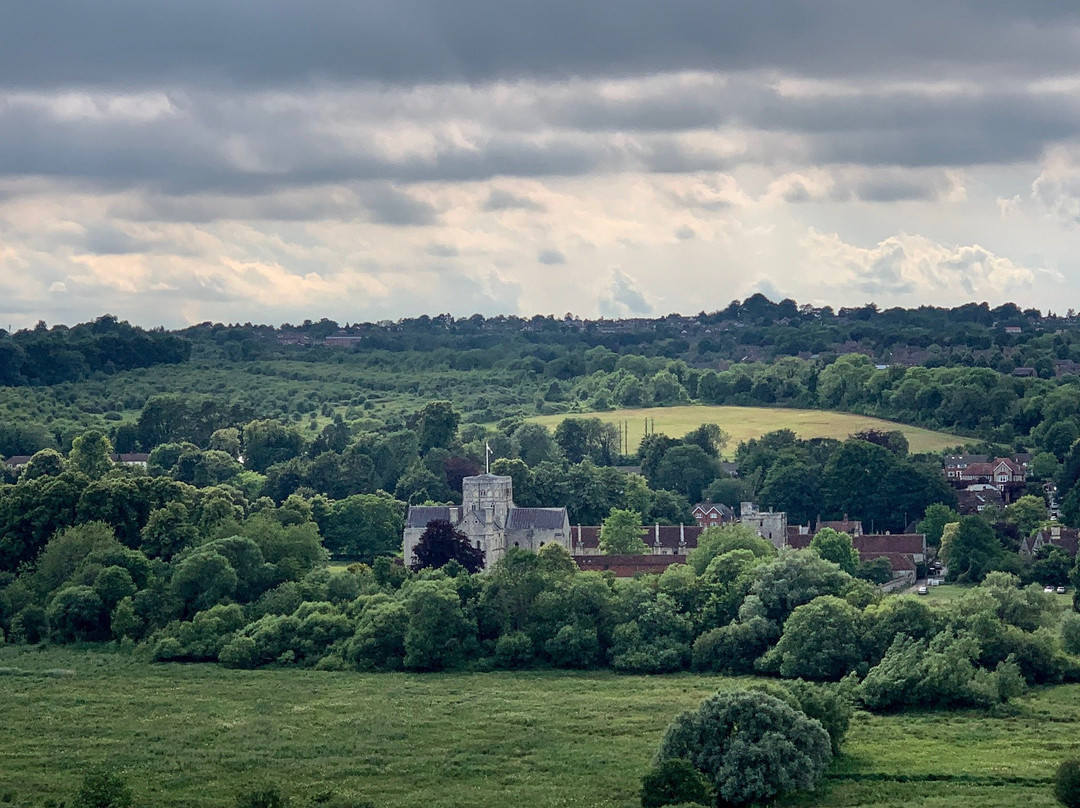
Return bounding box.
[403,473,571,569]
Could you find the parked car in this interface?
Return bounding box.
[1058,586,1067,595]
[1045,586,1056,593]
[917,586,928,595]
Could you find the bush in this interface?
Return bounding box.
[640,758,711,808]
[1063,614,1080,656]
[1056,758,1080,808]
[73,769,133,808]
[545,623,600,669]
[493,631,534,668]
[656,691,831,806]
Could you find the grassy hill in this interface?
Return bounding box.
[0,647,1066,808]
[529,405,962,456]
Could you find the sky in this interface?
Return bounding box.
[4,2,1080,329]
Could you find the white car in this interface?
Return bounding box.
[1045,586,1056,593]
[1058,586,1067,595]
[917,586,928,595]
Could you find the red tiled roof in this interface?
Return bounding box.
[573,554,686,577]
[854,534,926,555]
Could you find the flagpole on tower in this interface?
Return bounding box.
[485,442,493,474]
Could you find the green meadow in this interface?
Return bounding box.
[0,646,1075,808]
[529,405,962,456]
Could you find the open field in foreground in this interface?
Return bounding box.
[529,405,962,456]
[1,647,1077,808]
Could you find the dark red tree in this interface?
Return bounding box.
[411,519,485,573]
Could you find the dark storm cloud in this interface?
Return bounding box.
[3,2,1080,90]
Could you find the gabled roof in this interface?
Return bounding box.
[855,533,926,555]
[571,524,703,551]
[506,508,568,530]
[405,506,455,529]
[3,455,33,467]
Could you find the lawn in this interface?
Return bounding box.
[0,647,1075,808]
[528,405,962,456]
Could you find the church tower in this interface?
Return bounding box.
[461,474,514,563]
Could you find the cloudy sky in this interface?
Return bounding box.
[4,2,1080,328]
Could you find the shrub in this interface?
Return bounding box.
[640,758,711,808]
[493,631,534,668]
[73,769,133,808]
[1056,758,1080,808]
[691,617,775,674]
[656,691,831,806]
[1063,614,1080,656]
[546,623,601,669]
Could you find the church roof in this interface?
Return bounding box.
[507,507,568,530]
[405,506,455,528]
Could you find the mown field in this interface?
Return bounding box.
[529,405,962,456]
[0,647,1075,808]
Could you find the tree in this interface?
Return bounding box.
[74,768,133,808]
[1005,495,1048,539]
[411,519,484,573]
[682,424,730,458]
[1056,759,1080,808]
[941,516,1002,583]
[21,448,65,480]
[316,493,405,562]
[242,420,307,473]
[640,758,712,808]
[747,550,853,626]
[403,579,476,671]
[656,691,831,807]
[413,401,460,454]
[599,508,647,555]
[69,430,114,479]
[809,528,859,575]
[511,422,558,467]
[651,444,718,504]
[759,457,821,525]
[917,503,961,547]
[762,595,864,680]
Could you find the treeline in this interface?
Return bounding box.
[0,315,191,386]
[4,519,1077,718]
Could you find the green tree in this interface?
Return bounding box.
[242,420,307,473]
[73,768,133,808]
[21,448,65,480]
[403,579,476,671]
[511,422,558,466]
[657,691,831,807]
[1055,758,1080,808]
[917,503,962,547]
[809,528,860,575]
[1005,495,1048,539]
[140,502,199,560]
[317,493,405,562]
[763,595,864,680]
[651,444,718,504]
[69,430,114,479]
[413,401,460,454]
[942,516,1002,583]
[640,758,712,808]
[599,508,647,555]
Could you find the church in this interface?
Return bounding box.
[402,473,572,569]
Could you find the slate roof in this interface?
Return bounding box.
[506,508,568,530]
[855,533,926,555]
[3,455,32,467]
[571,524,703,551]
[405,506,454,528]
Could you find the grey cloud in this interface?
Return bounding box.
[537,248,566,265]
[362,187,438,226]
[674,225,695,240]
[482,188,546,212]
[3,2,1080,91]
[426,242,459,258]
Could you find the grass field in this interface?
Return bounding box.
[529,405,962,456]
[0,647,1076,808]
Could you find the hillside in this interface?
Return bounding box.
[530,405,962,456]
